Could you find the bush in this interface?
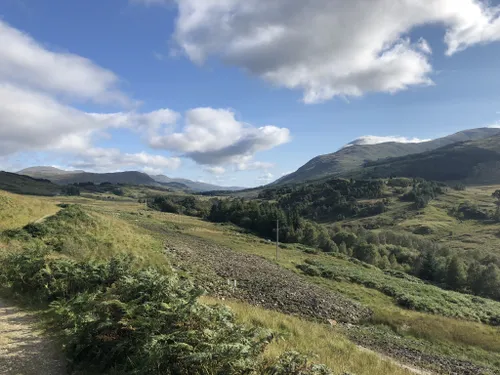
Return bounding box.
[0,250,270,374]
[261,351,333,375]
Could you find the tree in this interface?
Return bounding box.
[333,231,357,248]
[354,243,380,265]
[62,185,80,196]
[378,255,391,269]
[339,242,348,255]
[303,222,319,247]
[492,190,500,222]
[446,256,467,290]
[419,251,439,282]
[389,253,398,267]
[467,261,484,294]
[322,239,338,253]
[479,264,500,300]
[317,227,333,252]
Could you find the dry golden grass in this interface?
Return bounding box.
[201,296,415,375]
[0,191,59,231]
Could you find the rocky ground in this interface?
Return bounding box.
[344,325,498,375]
[0,299,65,375]
[164,233,372,324]
[164,232,499,375]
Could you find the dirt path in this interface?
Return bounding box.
[0,299,66,375]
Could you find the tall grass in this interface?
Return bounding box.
[201,297,414,375]
[0,190,59,231]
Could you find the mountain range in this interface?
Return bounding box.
[17,167,244,192]
[276,127,500,185]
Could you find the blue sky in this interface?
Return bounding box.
[1,0,500,187]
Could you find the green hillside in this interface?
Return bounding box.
[355,134,500,184]
[278,127,500,185]
[0,171,61,196]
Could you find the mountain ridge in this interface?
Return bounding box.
[17,167,245,192]
[275,127,500,185]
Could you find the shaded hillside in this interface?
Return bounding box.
[20,169,158,186]
[277,127,500,185]
[0,172,61,196]
[18,167,243,192]
[355,134,500,184]
[152,174,244,192]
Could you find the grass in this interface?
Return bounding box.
[1,199,169,272]
[2,188,500,372]
[201,296,415,375]
[0,190,60,231]
[118,207,500,370]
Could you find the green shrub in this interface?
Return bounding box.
[261,351,333,375]
[0,250,271,374]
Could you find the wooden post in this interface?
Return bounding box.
[276,219,279,261]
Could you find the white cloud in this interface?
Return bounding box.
[70,148,181,172]
[236,160,274,171]
[205,166,226,175]
[149,107,290,166]
[172,0,500,103]
[257,172,274,184]
[344,135,431,147]
[0,83,180,156]
[0,20,128,104]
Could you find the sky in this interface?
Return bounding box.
[0,0,500,187]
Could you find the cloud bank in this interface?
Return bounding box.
[171,0,500,103]
[0,20,286,175]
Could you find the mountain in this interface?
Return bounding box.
[351,133,500,184]
[276,127,500,185]
[151,175,244,192]
[18,167,244,192]
[18,166,84,177]
[19,168,157,186]
[0,171,61,196]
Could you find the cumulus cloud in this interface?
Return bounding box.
[205,166,226,175]
[0,83,180,158]
[149,107,291,166]
[0,20,128,104]
[257,172,274,184]
[171,0,500,103]
[71,148,181,172]
[344,135,431,148]
[236,160,274,171]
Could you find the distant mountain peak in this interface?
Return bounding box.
[275,127,500,185]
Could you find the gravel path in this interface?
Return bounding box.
[0,299,66,375]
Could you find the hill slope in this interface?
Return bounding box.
[19,168,157,186]
[354,134,500,184]
[18,167,243,191]
[152,175,244,192]
[277,127,500,185]
[0,171,61,196]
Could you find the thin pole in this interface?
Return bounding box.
[276,219,279,261]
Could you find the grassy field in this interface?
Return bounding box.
[201,296,415,375]
[2,188,500,373]
[0,190,60,231]
[106,204,500,372]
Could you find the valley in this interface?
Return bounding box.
[1,173,500,374]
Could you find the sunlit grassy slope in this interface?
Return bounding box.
[3,188,500,373]
[111,206,500,371]
[201,296,414,375]
[0,190,60,231]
